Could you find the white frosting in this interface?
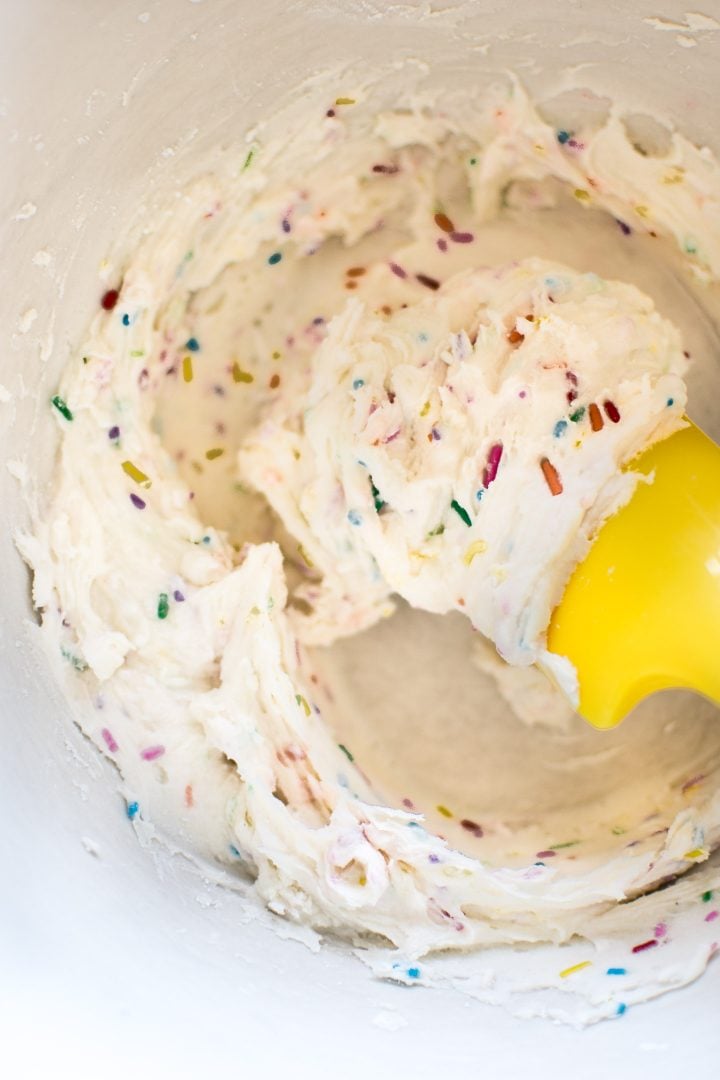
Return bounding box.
[20,79,720,1021]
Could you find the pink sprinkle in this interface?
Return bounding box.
[101,728,118,753]
[536,849,557,858]
[482,442,503,487]
[402,797,415,809]
[389,262,407,279]
[140,745,166,762]
[450,231,474,243]
[706,910,719,923]
[654,922,667,938]
[437,238,448,252]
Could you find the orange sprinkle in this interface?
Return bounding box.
[269,373,281,389]
[507,328,524,344]
[434,211,455,233]
[346,266,366,277]
[185,784,194,808]
[540,457,563,496]
[345,280,358,290]
[589,402,604,431]
[381,304,392,316]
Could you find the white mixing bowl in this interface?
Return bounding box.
[2,2,719,1076]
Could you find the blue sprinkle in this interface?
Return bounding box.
[121,313,131,327]
[418,332,429,343]
[557,130,571,144]
[229,844,242,858]
[268,251,282,265]
[126,801,139,820]
[553,419,568,438]
[202,535,211,545]
[667,397,674,407]
[616,1002,627,1016]
[534,861,546,867]
[185,337,200,351]
[347,509,362,526]
[337,773,349,788]
[407,821,423,830]
[607,968,627,976]
[407,967,421,979]
[353,378,365,390]
[476,489,484,501]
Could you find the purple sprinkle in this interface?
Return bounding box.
[450,232,474,244]
[430,427,441,441]
[108,425,120,440]
[130,493,146,510]
[140,745,165,762]
[616,219,632,236]
[402,797,415,809]
[482,442,503,487]
[101,727,118,753]
[519,390,527,399]
[312,316,325,325]
[428,853,441,863]
[281,218,291,233]
[536,849,557,858]
[389,261,407,279]
[437,238,448,252]
[173,590,185,602]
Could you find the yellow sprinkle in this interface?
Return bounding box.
[560,960,592,979]
[662,167,685,185]
[272,350,281,361]
[335,96,356,105]
[358,874,367,886]
[684,848,709,860]
[121,460,151,488]
[295,694,311,717]
[534,143,545,153]
[436,804,453,818]
[420,401,431,417]
[573,188,590,202]
[232,361,254,384]
[205,447,224,460]
[463,539,488,565]
[297,543,314,568]
[182,355,193,382]
[635,205,649,218]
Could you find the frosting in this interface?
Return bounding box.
[19,78,720,1023]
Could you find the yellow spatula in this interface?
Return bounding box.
[546,421,720,729]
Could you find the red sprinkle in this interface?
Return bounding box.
[372,163,399,175]
[185,784,194,808]
[540,457,563,495]
[604,399,621,423]
[632,938,658,954]
[588,402,604,431]
[536,850,557,858]
[450,232,474,244]
[101,288,120,311]
[460,819,484,838]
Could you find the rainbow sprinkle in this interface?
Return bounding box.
[559,960,592,978]
[52,395,73,421]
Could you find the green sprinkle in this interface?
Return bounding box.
[450,499,472,527]
[338,743,354,762]
[702,890,714,902]
[157,593,169,620]
[569,406,586,423]
[295,693,311,717]
[611,826,627,836]
[427,523,445,537]
[242,148,255,171]
[52,395,73,421]
[469,156,478,165]
[549,839,581,850]
[370,479,385,513]
[130,349,145,358]
[61,646,87,672]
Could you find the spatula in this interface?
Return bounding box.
[545,421,720,729]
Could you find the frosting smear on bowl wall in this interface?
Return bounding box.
[19,79,720,1023]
